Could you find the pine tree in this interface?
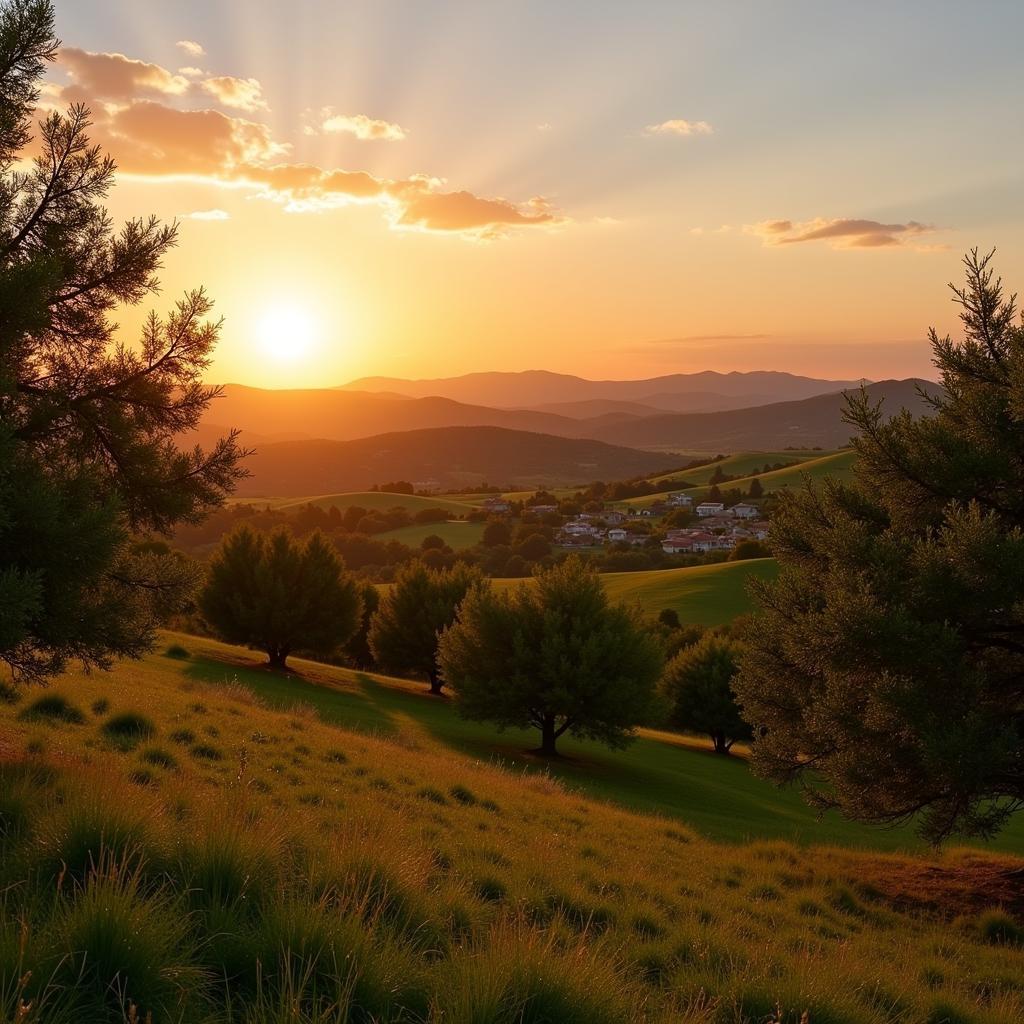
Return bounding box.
[200,527,361,670]
[439,556,662,755]
[735,251,1024,842]
[0,1,245,682]
[368,561,482,693]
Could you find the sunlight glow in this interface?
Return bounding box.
[254,302,322,364]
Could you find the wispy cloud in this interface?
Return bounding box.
[186,209,230,221]
[200,76,268,112]
[644,119,713,136]
[176,40,205,58]
[745,217,944,250]
[46,48,562,241]
[307,110,408,141]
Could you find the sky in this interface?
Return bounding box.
[44,1,1024,388]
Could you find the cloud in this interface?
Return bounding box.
[59,47,190,99]
[200,76,268,112]
[177,40,205,58]
[644,119,713,136]
[178,66,205,78]
[46,46,560,240]
[746,217,941,249]
[309,110,408,141]
[186,209,230,221]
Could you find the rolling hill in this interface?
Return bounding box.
[587,379,935,449]
[232,426,681,497]
[340,368,864,408]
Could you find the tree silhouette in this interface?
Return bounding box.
[439,557,662,755]
[737,251,1024,842]
[0,1,246,682]
[200,527,361,670]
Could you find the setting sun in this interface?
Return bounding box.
[254,303,321,364]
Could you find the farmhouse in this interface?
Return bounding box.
[607,528,629,543]
[482,496,511,514]
[696,502,725,517]
[729,503,759,519]
[667,493,693,508]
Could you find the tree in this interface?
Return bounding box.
[200,527,361,670]
[0,1,245,683]
[368,561,481,694]
[735,250,1024,842]
[747,477,764,499]
[439,556,662,755]
[662,635,751,755]
[729,539,770,561]
[343,580,379,670]
[658,608,680,629]
[482,521,511,547]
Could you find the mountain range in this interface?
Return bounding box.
[191,370,937,496]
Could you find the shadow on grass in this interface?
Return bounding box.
[184,657,398,736]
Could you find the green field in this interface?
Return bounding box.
[489,559,776,625]
[379,520,487,550]
[275,491,480,515]
[679,450,857,501]
[3,633,1022,1022]
[650,450,834,487]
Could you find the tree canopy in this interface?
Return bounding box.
[200,526,361,670]
[0,0,245,682]
[735,251,1024,842]
[368,560,482,693]
[439,556,662,755]
[661,633,751,755]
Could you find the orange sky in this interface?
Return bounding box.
[49,2,1024,387]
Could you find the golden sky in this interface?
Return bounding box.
[46,1,1024,388]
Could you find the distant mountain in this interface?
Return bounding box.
[585,379,935,450]
[206,385,588,443]
[339,369,865,408]
[231,426,680,497]
[519,392,777,418]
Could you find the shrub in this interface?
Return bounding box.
[56,863,201,1020]
[976,908,1023,946]
[101,712,156,750]
[90,698,109,716]
[140,747,178,770]
[190,743,223,761]
[19,694,85,725]
[169,728,196,745]
[449,784,477,806]
[164,644,190,660]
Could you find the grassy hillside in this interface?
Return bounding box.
[1,635,1021,1023]
[375,560,775,625]
[379,520,487,551]
[276,491,480,515]
[680,450,857,501]
[650,450,833,487]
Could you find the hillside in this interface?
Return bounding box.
[232,426,680,497]
[2,634,1021,1022]
[588,379,935,449]
[484,560,779,625]
[340,369,864,408]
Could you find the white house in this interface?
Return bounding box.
[696,502,725,518]
[607,528,629,543]
[482,496,510,514]
[667,493,693,508]
[729,503,759,519]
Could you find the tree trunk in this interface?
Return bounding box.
[539,716,559,756]
[428,669,444,696]
[267,646,289,670]
[712,733,732,755]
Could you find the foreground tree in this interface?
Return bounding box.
[735,251,1024,842]
[200,527,361,670]
[0,1,246,682]
[439,557,662,755]
[661,634,751,755]
[368,561,482,693]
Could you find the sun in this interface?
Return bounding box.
[254,302,321,364]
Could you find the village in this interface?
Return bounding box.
[481,491,770,556]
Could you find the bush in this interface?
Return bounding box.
[19,694,85,725]
[164,643,190,659]
[976,908,1023,946]
[101,713,156,750]
[140,747,178,770]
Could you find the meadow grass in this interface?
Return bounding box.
[487,559,778,627]
[377,520,487,551]
[0,637,1022,1023]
